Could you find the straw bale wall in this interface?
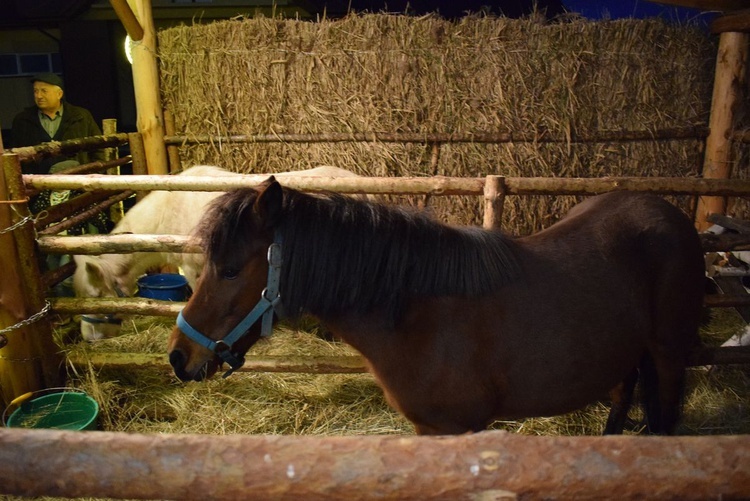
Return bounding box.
[158,14,715,234]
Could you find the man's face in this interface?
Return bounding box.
[33,81,63,114]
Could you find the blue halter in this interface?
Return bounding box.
[176,233,283,378]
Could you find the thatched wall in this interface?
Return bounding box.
[158,14,715,233]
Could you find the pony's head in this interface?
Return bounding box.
[73,255,132,341]
[73,255,135,299]
[168,177,283,381]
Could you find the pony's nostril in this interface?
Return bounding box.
[169,350,192,382]
[169,349,184,370]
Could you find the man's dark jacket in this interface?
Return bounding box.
[11,102,105,174]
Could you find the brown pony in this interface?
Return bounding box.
[168,178,705,435]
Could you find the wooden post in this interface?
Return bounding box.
[163,109,182,173]
[126,0,168,176]
[483,175,506,230]
[0,154,63,411]
[695,31,749,230]
[102,119,124,224]
[128,132,149,201]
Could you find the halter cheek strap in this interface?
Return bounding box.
[176,234,283,378]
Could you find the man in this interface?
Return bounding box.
[11,73,110,297]
[11,73,105,174]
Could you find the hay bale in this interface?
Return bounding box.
[158,14,715,233]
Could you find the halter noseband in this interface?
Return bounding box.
[176,233,283,378]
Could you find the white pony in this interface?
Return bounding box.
[74,165,362,341]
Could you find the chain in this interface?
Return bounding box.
[0,211,33,236]
[0,213,33,235]
[0,301,52,336]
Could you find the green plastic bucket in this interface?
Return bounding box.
[4,390,99,431]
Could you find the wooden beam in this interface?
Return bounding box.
[22,174,750,197]
[162,127,709,145]
[38,233,199,255]
[109,0,144,41]
[646,0,750,11]
[712,8,750,33]
[66,346,750,373]
[69,352,369,374]
[0,429,748,500]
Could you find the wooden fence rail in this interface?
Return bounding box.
[0,428,748,500]
[162,127,709,145]
[23,173,750,197]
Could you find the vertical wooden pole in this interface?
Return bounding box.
[163,109,182,174]
[695,32,749,230]
[128,132,149,201]
[0,154,64,411]
[102,119,124,224]
[483,175,506,230]
[127,0,168,176]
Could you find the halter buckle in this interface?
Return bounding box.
[268,242,282,267]
[215,340,245,378]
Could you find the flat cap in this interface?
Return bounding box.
[31,73,64,90]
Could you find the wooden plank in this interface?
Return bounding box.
[0,429,748,500]
[707,213,750,233]
[700,231,750,251]
[711,8,750,32]
[647,0,750,11]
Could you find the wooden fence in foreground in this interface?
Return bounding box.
[0,428,748,500]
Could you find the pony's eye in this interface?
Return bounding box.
[222,268,240,280]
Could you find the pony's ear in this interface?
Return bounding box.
[83,258,107,288]
[254,176,283,228]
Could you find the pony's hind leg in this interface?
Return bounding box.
[603,368,638,435]
[639,350,687,435]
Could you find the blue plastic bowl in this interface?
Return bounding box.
[136,273,190,301]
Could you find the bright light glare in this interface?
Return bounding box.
[125,35,134,65]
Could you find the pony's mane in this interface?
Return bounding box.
[200,187,520,325]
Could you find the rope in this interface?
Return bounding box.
[0,300,52,336]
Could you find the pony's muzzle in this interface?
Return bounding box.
[169,349,210,382]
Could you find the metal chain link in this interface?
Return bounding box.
[0,212,33,236]
[0,301,52,336]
